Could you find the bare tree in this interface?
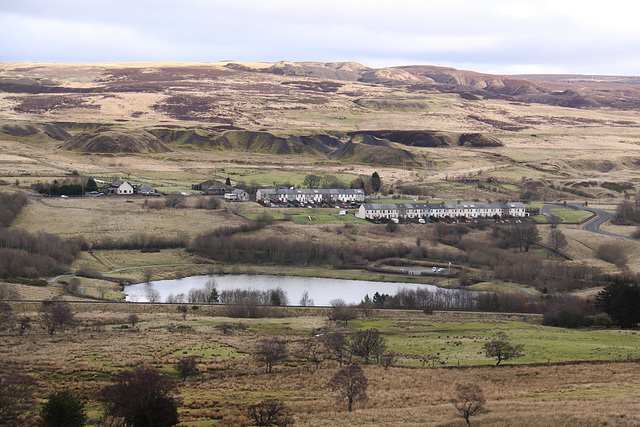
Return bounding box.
[301,337,323,370]
[328,365,368,412]
[346,329,387,364]
[255,337,288,374]
[483,332,524,365]
[128,313,139,327]
[99,365,179,427]
[451,383,486,427]
[247,399,294,426]
[177,304,188,320]
[175,356,199,382]
[547,229,568,257]
[17,316,31,336]
[145,287,161,303]
[327,299,357,325]
[165,194,184,208]
[324,331,348,367]
[510,223,540,252]
[142,268,154,283]
[380,351,398,369]
[299,291,314,306]
[40,297,74,335]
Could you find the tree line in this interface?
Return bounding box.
[0,192,28,227]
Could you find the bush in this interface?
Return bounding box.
[40,389,86,427]
[542,305,593,328]
[247,399,294,427]
[99,366,179,427]
[596,243,628,268]
[195,197,221,210]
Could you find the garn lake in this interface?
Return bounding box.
[123,274,449,306]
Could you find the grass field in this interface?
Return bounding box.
[3,307,640,426]
[548,207,594,223]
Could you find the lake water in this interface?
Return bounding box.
[123,274,446,306]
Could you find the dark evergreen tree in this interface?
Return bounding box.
[595,278,640,328]
[371,172,381,193]
[41,389,86,427]
[85,177,98,192]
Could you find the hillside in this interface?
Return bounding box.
[1,61,640,199]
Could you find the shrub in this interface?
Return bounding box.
[195,197,221,210]
[596,243,628,268]
[247,399,294,427]
[40,389,86,427]
[542,305,593,328]
[99,366,179,427]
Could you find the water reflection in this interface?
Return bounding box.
[124,274,445,306]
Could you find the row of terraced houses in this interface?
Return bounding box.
[355,202,527,220]
[255,188,366,204]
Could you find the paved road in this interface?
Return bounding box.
[542,203,640,242]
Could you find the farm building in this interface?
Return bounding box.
[192,180,234,195]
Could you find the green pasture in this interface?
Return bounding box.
[348,315,640,366]
[548,207,594,223]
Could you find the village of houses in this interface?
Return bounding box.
[97,177,527,224]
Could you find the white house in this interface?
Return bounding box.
[136,183,156,195]
[108,179,134,195]
[224,189,250,201]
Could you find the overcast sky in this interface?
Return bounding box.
[1,0,639,76]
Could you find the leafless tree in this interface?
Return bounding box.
[255,337,288,374]
[346,329,387,364]
[17,315,31,335]
[301,337,323,370]
[324,331,348,366]
[145,287,161,303]
[451,383,486,426]
[99,365,178,427]
[175,356,199,382]
[547,229,567,257]
[177,304,188,320]
[128,313,139,327]
[40,297,74,335]
[380,351,398,369]
[327,299,358,325]
[247,399,294,426]
[483,332,524,365]
[299,291,314,306]
[142,268,154,283]
[510,223,540,252]
[165,194,185,208]
[328,365,368,412]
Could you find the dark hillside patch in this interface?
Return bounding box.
[9,95,100,114]
[60,129,172,153]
